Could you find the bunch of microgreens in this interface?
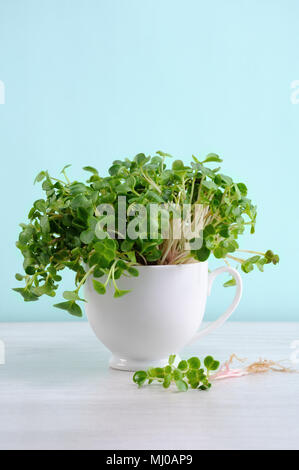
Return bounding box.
[133,354,220,392]
[14,151,279,317]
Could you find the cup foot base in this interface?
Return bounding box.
[109,354,181,371]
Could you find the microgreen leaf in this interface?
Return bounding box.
[204,356,220,371]
[188,357,201,369]
[202,153,223,163]
[173,369,183,381]
[223,277,237,287]
[54,301,82,317]
[177,360,188,371]
[175,379,188,392]
[80,230,95,244]
[13,287,39,302]
[34,171,47,184]
[114,289,131,298]
[168,354,176,365]
[163,376,172,388]
[133,370,148,387]
[92,279,106,295]
[126,267,139,277]
[82,166,98,175]
[62,291,85,302]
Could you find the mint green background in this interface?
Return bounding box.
[0,0,298,322]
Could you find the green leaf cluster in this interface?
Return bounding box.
[133,354,220,392]
[14,153,279,315]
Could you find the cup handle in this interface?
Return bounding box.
[188,266,243,345]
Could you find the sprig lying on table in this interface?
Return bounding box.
[133,354,220,392]
[133,354,297,393]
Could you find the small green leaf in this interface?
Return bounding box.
[193,245,210,262]
[34,199,47,212]
[13,287,39,302]
[189,381,200,389]
[223,277,236,287]
[265,250,274,260]
[134,153,150,166]
[147,367,156,378]
[70,194,90,209]
[237,182,247,195]
[163,375,172,388]
[172,160,185,171]
[62,291,82,301]
[173,369,183,381]
[61,164,71,174]
[133,370,147,387]
[54,301,82,317]
[40,215,50,234]
[199,383,212,391]
[24,265,35,275]
[213,247,225,259]
[83,166,98,175]
[114,289,131,298]
[241,261,254,273]
[175,379,188,392]
[80,230,94,244]
[202,153,223,163]
[154,367,165,378]
[156,150,173,158]
[34,171,46,184]
[177,360,188,371]
[121,240,134,252]
[92,279,106,295]
[203,224,216,237]
[168,354,176,365]
[108,164,121,176]
[246,255,260,264]
[67,302,83,317]
[126,267,139,277]
[69,183,87,195]
[204,356,214,369]
[218,225,230,238]
[145,248,162,262]
[93,267,105,278]
[186,369,199,382]
[187,357,201,369]
[202,180,218,191]
[210,360,220,371]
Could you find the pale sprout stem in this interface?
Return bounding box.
[160,239,175,264]
[226,254,245,264]
[159,204,210,265]
[236,249,265,256]
[75,265,95,292]
[50,176,67,185]
[141,169,162,194]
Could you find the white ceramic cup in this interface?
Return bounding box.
[85,262,242,371]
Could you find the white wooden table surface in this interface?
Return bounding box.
[0,322,298,450]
